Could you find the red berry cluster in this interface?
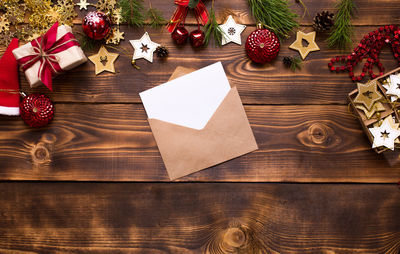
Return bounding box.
[329,25,400,82]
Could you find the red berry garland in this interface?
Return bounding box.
[329,25,400,82]
[20,94,54,128]
[246,28,280,64]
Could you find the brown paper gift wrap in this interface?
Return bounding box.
[148,67,258,180]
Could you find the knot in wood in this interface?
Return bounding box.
[222,227,246,248]
[31,142,50,163]
[308,123,328,144]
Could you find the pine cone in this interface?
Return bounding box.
[283,56,293,68]
[156,46,169,58]
[313,11,334,32]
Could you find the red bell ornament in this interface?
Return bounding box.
[82,11,112,40]
[20,94,55,128]
[246,26,280,64]
[172,25,189,45]
[190,29,205,48]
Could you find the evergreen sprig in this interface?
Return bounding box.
[248,0,298,39]
[147,5,167,28]
[204,5,224,47]
[327,0,356,49]
[119,0,145,27]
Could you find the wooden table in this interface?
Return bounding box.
[1,0,399,252]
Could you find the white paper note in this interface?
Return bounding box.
[139,62,231,130]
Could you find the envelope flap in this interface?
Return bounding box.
[149,87,258,180]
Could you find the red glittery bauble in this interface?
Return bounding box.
[82,11,111,40]
[20,94,54,128]
[246,28,280,64]
[190,29,205,48]
[172,25,189,45]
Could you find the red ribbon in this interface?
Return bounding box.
[17,22,80,91]
[167,0,209,33]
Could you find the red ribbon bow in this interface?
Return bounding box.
[17,22,80,91]
[167,0,209,33]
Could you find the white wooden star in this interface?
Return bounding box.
[382,78,398,102]
[129,32,160,63]
[384,74,400,100]
[77,0,91,10]
[219,15,246,46]
[369,116,400,150]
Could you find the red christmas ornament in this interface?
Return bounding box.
[246,27,280,64]
[190,29,205,48]
[172,25,189,45]
[82,11,111,40]
[329,25,400,82]
[20,94,54,128]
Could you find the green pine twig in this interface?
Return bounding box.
[204,6,225,47]
[327,0,356,49]
[248,0,298,39]
[147,5,166,28]
[290,56,302,71]
[77,33,103,52]
[119,0,145,27]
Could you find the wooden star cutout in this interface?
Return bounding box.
[130,32,160,63]
[356,102,386,119]
[384,74,400,99]
[354,80,383,111]
[369,116,400,150]
[76,0,91,10]
[289,31,320,59]
[88,46,119,75]
[382,78,398,102]
[219,15,246,46]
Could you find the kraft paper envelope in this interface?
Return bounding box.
[140,62,258,180]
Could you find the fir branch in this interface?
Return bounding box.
[290,56,302,71]
[204,5,224,47]
[248,0,298,39]
[77,33,103,52]
[146,4,166,28]
[327,0,356,49]
[119,0,145,27]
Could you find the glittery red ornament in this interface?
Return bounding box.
[172,25,189,45]
[20,94,54,128]
[246,28,280,64]
[190,29,205,48]
[82,11,111,40]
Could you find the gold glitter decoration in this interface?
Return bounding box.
[0,17,10,33]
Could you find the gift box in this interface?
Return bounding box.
[12,23,87,91]
[348,67,400,153]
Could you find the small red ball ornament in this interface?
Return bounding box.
[20,94,54,128]
[82,11,111,40]
[190,29,205,48]
[172,25,189,45]
[246,27,280,64]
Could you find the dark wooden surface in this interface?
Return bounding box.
[1,0,400,252]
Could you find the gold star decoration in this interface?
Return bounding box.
[356,102,386,119]
[105,28,125,45]
[76,0,91,10]
[88,46,119,75]
[289,31,320,59]
[354,80,384,111]
[0,17,10,33]
[112,8,123,25]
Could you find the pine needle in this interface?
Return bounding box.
[290,56,302,71]
[77,33,103,52]
[248,0,298,39]
[204,5,225,47]
[119,0,145,27]
[146,5,166,28]
[327,0,356,49]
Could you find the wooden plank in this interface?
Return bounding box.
[0,182,399,253]
[12,26,399,105]
[1,103,400,182]
[71,0,400,26]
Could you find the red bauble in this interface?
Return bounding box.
[172,25,189,45]
[82,11,111,40]
[20,94,54,128]
[190,29,205,48]
[246,28,280,64]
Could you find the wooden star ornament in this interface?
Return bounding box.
[88,46,119,75]
[130,32,160,63]
[356,102,386,119]
[289,31,320,59]
[369,116,400,150]
[354,80,383,111]
[219,15,246,46]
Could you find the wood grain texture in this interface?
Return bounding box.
[1,103,400,182]
[0,182,399,253]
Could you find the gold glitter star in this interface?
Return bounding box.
[354,80,383,111]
